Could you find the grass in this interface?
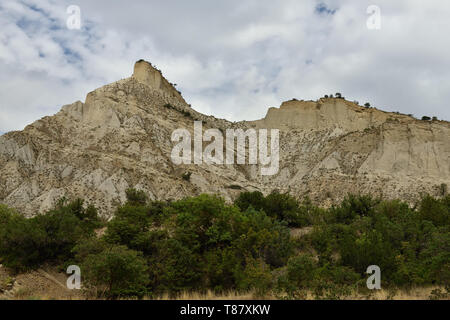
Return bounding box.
[3,286,448,300]
[155,290,257,300]
[151,286,448,300]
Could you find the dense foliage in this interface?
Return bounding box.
[0,190,448,299]
[0,199,101,272]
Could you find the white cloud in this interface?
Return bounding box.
[0,0,449,133]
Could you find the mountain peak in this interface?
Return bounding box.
[132,59,186,103]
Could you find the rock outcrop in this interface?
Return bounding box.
[0,60,449,217]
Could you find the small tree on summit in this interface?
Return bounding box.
[335,92,342,98]
[364,103,371,108]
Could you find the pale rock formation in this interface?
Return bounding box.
[0,60,448,217]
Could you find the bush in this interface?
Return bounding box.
[104,205,152,250]
[2,192,449,298]
[235,191,304,227]
[234,191,265,212]
[0,212,46,272]
[419,195,449,226]
[264,192,301,226]
[297,197,328,226]
[420,231,450,285]
[101,193,293,295]
[0,200,99,272]
[237,258,273,297]
[182,172,192,181]
[339,229,397,277]
[153,238,204,295]
[125,188,148,206]
[285,254,316,289]
[331,194,379,224]
[0,204,16,223]
[77,244,149,298]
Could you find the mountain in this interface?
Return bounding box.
[0,60,449,217]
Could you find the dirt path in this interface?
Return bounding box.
[0,265,85,300]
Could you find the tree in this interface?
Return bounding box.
[364,103,371,108]
[104,204,152,250]
[235,191,303,227]
[234,191,265,212]
[79,244,149,298]
[264,191,302,226]
[419,195,449,226]
[0,200,98,272]
[422,116,431,121]
[420,232,450,285]
[125,188,148,206]
[285,254,316,289]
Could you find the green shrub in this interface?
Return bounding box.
[2,192,449,297]
[234,191,265,212]
[285,254,316,288]
[331,194,379,224]
[339,229,397,277]
[150,238,202,295]
[419,195,449,226]
[182,172,192,181]
[235,191,304,227]
[0,200,99,272]
[77,244,149,298]
[237,258,273,297]
[125,188,148,206]
[264,191,301,226]
[420,231,450,285]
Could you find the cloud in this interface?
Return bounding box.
[315,3,337,15]
[0,0,449,133]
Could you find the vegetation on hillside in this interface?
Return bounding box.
[0,191,448,299]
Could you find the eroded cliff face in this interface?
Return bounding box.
[0,60,448,217]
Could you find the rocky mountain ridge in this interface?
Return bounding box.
[0,60,449,217]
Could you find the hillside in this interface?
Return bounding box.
[0,60,449,217]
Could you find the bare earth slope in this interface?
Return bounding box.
[0,60,449,217]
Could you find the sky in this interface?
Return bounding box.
[1,0,450,134]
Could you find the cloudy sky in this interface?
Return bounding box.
[1,0,450,134]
